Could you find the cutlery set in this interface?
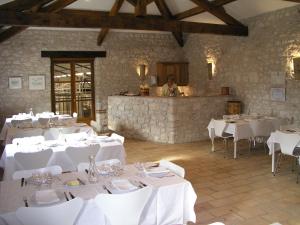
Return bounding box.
[64,191,75,201]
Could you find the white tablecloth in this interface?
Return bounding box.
[0,137,126,180]
[0,115,77,143]
[0,167,197,225]
[207,116,282,158]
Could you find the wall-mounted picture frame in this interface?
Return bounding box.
[29,75,45,90]
[8,77,22,89]
[271,87,286,102]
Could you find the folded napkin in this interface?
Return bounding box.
[144,167,171,178]
[110,179,138,193]
[35,189,60,205]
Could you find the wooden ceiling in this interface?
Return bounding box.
[0,0,298,47]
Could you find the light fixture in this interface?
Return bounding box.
[137,64,147,77]
[207,58,215,80]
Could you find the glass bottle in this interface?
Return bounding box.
[88,155,98,183]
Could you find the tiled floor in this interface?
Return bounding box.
[125,138,300,225]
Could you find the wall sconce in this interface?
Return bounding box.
[207,59,215,80]
[137,64,147,77]
[287,55,300,80]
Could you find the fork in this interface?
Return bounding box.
[23,197,29,207]
[102,185,112,194]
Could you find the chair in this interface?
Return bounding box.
[77,159,121,172]
[12,165,62,180]
[159,160,185,178]
[66,144,100,168]
[14,149,53,170]
[111,133,125,144]
[11,118,32,128]
[38,117,50,127]
[12,136,45,146]
[12,128,44,139]
[249,119,273,151]
[16,197,83,225]
[210,119,233,153]
[275,131,300,183]
[44,128,60,140]
[94,187,152,225]
[90,120,101,133]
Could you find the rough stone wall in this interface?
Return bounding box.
[184,5,300,124]
[0,30,184,127]
[108,96,228,143]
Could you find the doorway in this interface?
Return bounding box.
[51,58,95,124]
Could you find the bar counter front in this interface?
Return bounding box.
[108,96,229,144]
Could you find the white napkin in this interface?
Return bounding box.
[35,189,60,205]
[110,179,138,193]
[145,167,170,175]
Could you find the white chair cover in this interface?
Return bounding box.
[66,144,100,167]
[60,127,80,135]
[11,118,32,128]
[11,128,44,139]
[16,198,83,225]
[90,120,101,133]
[159,160,185,178]
[38,117,50,127]
[94,187,152,225]
[249,119,273,137]
[111,133,125,144]
[12,136,45,146]
[12,165,62,180]
[277,131,300,155]
[212,119,227,137]
[14,149,53,170]
[44,128,60,140]
[77,159,121,172]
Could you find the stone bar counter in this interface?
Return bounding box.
[108,96,229,144]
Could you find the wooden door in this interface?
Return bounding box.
[51,59,95,124]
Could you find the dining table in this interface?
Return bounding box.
[208,115,282,159]
[267,128,300,174]
[0,136,126,181]
[0,164,197,225]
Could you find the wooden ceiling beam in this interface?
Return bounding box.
[0,0,53,11]
[154,0,184,47]
[283,0,300,2]
[0,0,78,43]
[97,0,125,46]
[0,10,248,36]
[190,0,244,26]
[175,0,237,20]
[135,0,147,17]
[127,0,154,6]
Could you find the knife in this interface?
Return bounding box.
[103,185,112,194]
[64,192,69,201]
[69,192,75,199]
[77,178,85,185]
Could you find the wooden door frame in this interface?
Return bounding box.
[50,58,96,122]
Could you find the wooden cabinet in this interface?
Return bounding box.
[157,62,189,86]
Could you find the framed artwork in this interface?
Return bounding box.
[29,75,45,90]
[8,77,22,89]
[271,87,286,102]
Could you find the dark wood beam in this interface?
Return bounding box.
[0,0,53,11]
[135,0,147,17]
[175,0,237,20]
[0,0,77,43]
[154,0,184,47]
[41,51,106,58]
[190,0,244,26]
[97,0,124,46]
[126,0,154,6]
[283,0,300,2]
[0,10,248,36]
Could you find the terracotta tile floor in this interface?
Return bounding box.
[125,138,300,225]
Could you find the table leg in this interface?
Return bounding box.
[271,143,275,175]
[211,138,215,152]
[234,141,237,159]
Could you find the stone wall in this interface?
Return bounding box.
[184,5,300,124]
[108,96,228,143]
[0,30,184,129]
